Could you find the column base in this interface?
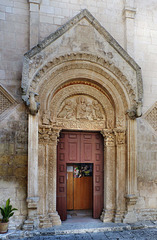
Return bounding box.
[49,211,61,226]
[22,197,39,230]
[114,211,124,223]
[123,194,138,223]
[39,216,52,228]
[123,210,137,223]
[100,209,114,222]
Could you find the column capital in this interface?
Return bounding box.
[113,128,126,145]
[101,129,115,146]
[123,7,136,19]
[39,127,61,144]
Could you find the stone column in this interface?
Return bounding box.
[123,0,136,58]
[48,128,61,226]
[123,118,138,223]
[23,114,39,230]
[100,130,116,222]
[28,0,41,49]
[114,128,126,223]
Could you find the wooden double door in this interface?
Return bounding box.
[57,131,104,221]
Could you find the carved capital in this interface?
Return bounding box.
[114,128,126,145]
[123,7,136,19]
[101,129,115,146]
[39,127,61,143]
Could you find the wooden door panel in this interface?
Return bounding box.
[74,176,92,210]
[93,133,104,218]
[81,133,95,163]
[57,131,104,220]
[57,133,67,221]
[66,133,80,163]
[67,171,73,210]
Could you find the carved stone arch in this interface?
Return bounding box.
[21,9,143,229]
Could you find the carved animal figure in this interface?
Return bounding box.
[127,100,142,119]
[26,92,40,115]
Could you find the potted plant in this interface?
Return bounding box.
[0,199,17,234]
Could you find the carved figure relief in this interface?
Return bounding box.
[42,110,52,125]
[57,99,75,119]
[57,96,105,121]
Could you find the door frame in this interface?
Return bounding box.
[57,130,104,221]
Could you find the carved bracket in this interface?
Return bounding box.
[127,100,142,120]
[25,91,40,115]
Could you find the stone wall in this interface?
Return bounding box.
[0,104,28,228]
[136,118,157,220]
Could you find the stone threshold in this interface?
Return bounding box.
[0,221,157,239]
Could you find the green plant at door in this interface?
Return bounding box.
[0,199,17,223]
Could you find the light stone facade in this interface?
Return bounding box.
[0,0,157,230]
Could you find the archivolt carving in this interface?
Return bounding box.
[28,53,137,108]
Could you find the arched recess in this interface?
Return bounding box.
[21,9,143,229]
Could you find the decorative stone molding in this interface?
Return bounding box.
[39,127,60,144]
[29,54,136,109]
[0,84,17,120]
[22,9,143,106]
[143,101,157,133]
[28,0,41,3]
[123,7,136,19]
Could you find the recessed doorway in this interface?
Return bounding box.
[57,131,104,221]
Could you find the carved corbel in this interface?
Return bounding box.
[127,100,142,120]
[25,91,40,115]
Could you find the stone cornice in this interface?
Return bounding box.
[123,7,136,19]
[28,0,41,4]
